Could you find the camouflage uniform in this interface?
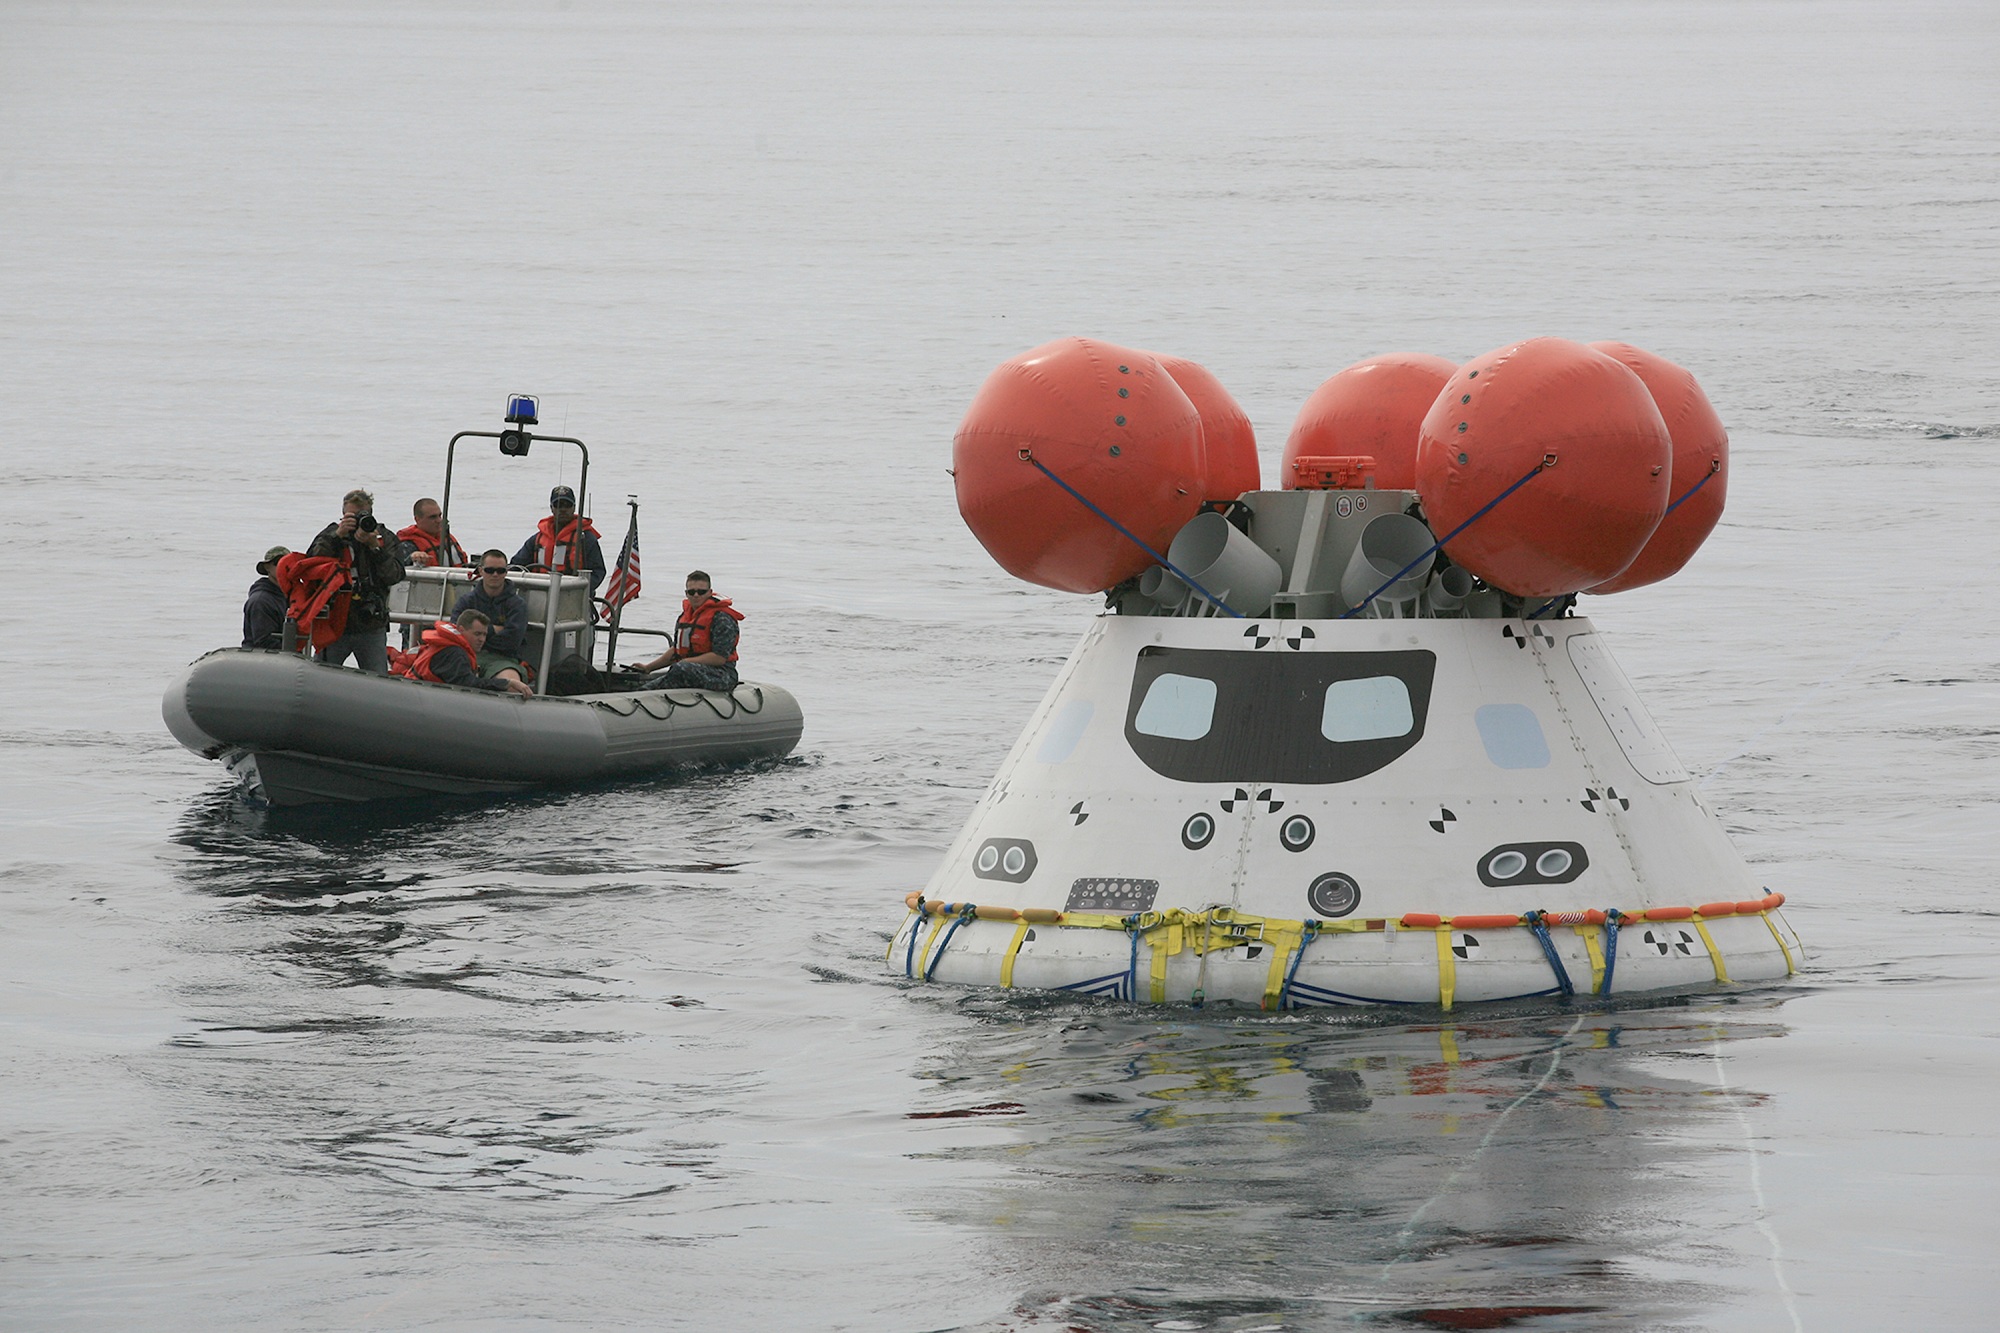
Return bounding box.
[656,612,739,691]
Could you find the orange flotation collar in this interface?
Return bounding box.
[391,619,479,683]
[534,515,601,573]
[397,523,467,566]
[674,596,744,663]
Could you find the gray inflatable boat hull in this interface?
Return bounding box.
[163,649,804,806]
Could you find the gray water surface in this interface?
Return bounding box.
[4,3,1998,1328]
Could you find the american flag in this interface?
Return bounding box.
[601,512,640,618]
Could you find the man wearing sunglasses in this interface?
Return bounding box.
[510,485,606,591]
[624,571,743,691]
[451,550,534,684]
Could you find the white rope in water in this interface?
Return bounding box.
[1711,1038,1804,1331]
[1701,608,1921,788]
[1377,1013,1589,1284]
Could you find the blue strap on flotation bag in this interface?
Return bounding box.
[1525,910,1575,997]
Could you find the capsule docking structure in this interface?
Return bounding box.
[894,336,1792,1010]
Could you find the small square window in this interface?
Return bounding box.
[1475,703,1551,769]
[1133,673,1217,741]
[1322,676,1414,742]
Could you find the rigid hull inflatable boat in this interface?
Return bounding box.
[165,648,803,806]
[891,335,1800,1009]
[167,396,804,806]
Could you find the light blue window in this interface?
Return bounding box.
[1134,674,1217,741]
[1322,676,1414,742]
[1475,704,1551,769]
[1035,700,1094,764]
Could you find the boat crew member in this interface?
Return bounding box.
[306,487,406,674]
[625,571,743,691]
[396,497,467,568]
[511,485,605,592]
[397,609,533,696]
[451,549,534,683]
[241,546,289,649]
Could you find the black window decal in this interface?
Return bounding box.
[1123,647,1436,785]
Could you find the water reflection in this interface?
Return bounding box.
[158,787,760,1207]
[907,992,1793,1331]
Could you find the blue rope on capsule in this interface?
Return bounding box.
[1662,458,1722,518]
[1123,913,1144,1002]
[903,896,926,978]
[1601,908,1625,996]
[1279,919,1322,1011]
[1524,910,1575,997]
[924,902,979,982]
[1019,451,1245,618]
[1340,457,1551,619]
[1526,461,1720,621]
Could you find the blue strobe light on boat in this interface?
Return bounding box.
[505,394,540,425]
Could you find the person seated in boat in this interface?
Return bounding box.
[396,497,467,568]
[623,571,743,691]
[510,485,605,591]
[306,487,406,674]
[241,545,289,649]
[450,549,534,683]
[395,609,533,696]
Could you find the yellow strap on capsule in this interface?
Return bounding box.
[1000,919,1030,988]
[1261,925,1302,1011]
[1058,911,1136,932]
[916,913,949,977]
[1576,923,1607,994]
[1690,914,1731,984]
[1148,915,1185,1003]
[1434,923,1457,1012]
[1759,911,1796,975]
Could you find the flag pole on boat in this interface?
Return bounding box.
[604,496,640,671]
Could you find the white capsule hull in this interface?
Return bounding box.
[892,613,1800,1009]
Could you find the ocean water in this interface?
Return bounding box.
[4,2,1997,1328]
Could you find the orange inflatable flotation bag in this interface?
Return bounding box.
[272,552,350,651]
[1414,338,1670,597]
[1584,342,1729,593]
[1150,353,1260,502]
[1283,352,1457,491]
[954,337,1205,594]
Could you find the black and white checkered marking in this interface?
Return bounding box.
[1642,928,1699,957]
[1219,787,1285,815]
[1451,932,1482,960]
[1068,800,1090,826]
[1243,623,1317,652]
[1428,806,1458,834]
[1580,786,1630,813]
[1502,623,1557,650]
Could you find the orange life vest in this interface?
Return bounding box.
[397,523,468,566]
[272,553,350,651]
[534,515,601,574]
[674,597,744,662]
[392,619,479,683]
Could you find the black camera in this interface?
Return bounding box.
[355,513,378,532]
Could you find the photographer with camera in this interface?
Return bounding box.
[305,487,406,674]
